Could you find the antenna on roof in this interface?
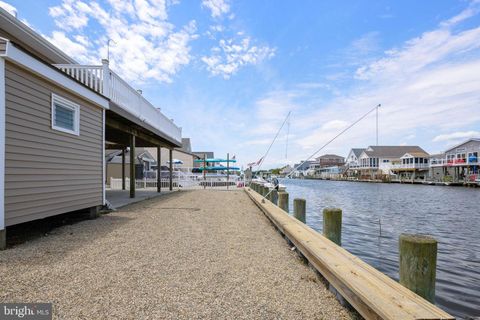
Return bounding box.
[107,39,116,61]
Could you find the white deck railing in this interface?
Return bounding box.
[430,158,479,167]
[54,60,181,144]
[390,163,430,170]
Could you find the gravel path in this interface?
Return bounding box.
[0,190,355,319]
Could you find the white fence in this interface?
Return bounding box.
[109,175,245,191]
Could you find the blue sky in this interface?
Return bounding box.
[2,0,480,168]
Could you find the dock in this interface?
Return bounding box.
[0,190,354,319]
[246,186,454,320]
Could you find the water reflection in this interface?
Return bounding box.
[281,179,480,319]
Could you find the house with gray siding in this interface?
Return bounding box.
[429,138,480,182]
[0,8,183,249]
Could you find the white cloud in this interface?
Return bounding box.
[433,131,480,142]
[440,1,480,28]
[0,1,17,17]
[349,31,380,56]
[202,37,275,78]
[321,120,349,131]
[202,0,230,18]
[43,31,89,61]
[250,5,480,166]
[355,26,480,81]
[46,0,197,83]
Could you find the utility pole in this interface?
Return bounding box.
[376,104,381,146]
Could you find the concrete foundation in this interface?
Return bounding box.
[0,229,6,250]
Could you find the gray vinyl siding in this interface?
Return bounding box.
[0,38,6,54]
[4,61,103,226]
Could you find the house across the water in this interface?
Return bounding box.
[353,146,429,179]
[429,138,479,183]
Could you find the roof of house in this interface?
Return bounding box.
[0,7,76,64]
[362,146,428,158]
[349,148,366,158]
[444,138,480,153]
[193,151,214,159]
[316,154,344,159]
[403,151,430,158]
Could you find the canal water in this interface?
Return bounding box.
[280,178,480,319]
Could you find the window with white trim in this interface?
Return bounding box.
[51,94,80,135]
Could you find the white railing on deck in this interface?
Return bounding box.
[53,61,182,144]
[56,65,104,94]
[390,163,430,170]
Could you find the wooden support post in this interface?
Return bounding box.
[0,229,6,250]
[169,149,173,191]
[129,135,135,198]
[203,155,206,190]
[323,208,342,246]
[271,189,278,205]
[88,205,101,219]
[399,234,437,303]
[157,146,161,193]
[278,191,289,213]
[293,198,306,223]
[121,147,126,190]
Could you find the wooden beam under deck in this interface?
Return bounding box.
[105,117,173,148]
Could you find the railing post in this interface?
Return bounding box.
[323,208,342,245]
[271,189,278,205]
[101,59,110,98]
[399,234,437,303]
[293,198,306,223]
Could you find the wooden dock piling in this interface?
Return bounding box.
[293,198,306,223]
[244,188,454,320]
[399,234,437,303]
[261,186,268,197]
[271,189,278,205]
[323,208,342,246]
[278,192,289,213]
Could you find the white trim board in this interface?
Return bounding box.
[0,58,5,230]
[1,41,109,109]
[102,109,106,205]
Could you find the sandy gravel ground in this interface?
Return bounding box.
[0,190,355,320]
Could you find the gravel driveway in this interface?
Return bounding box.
[0,190,355,319]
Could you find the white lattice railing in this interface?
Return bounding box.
[54,60,182,144]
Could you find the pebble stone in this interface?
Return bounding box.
[0,190,357,320]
